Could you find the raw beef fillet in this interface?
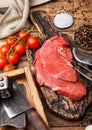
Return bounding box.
[57,82,86,101]
[34,35,87,101]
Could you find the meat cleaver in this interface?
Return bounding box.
[2,82,49,130]
[0,104,26,130]
[0,84,27,130]
[72,47,92,66]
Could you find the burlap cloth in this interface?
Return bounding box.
[0,0,51,39]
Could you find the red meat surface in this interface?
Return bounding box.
[34,53,76,91]
[38,35,73,63]
[57,82,87,101]
[34,35,87,101]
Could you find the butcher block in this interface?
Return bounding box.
[0,0,92,130]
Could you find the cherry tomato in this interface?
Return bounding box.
[18,29,30,42]
[13,42,26,56]
[3,64,15,72]
[0,57,8,69]
[8,53,19,65]
[6,36,17,46]
[0,44,10,57]
[27,36,40,49]
[0,52,2,57]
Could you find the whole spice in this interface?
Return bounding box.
[74,25,92,50]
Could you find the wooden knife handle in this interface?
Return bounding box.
[26,108,49,130]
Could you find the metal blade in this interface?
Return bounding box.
[73,48,92,65]
[0,84,26,128]
[76,62,92,74]
[0,103,2,125]
[0,105,26,128]
[75,67,92,81]
[74,61,92,82]
[2,82,30,119]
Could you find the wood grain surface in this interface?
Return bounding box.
[30,0,92,38]
[30,0,92,130]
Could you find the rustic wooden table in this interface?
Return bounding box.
[0,0,92,130]
[30,1,92,129]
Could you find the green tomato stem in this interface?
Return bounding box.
[6,27,34,58]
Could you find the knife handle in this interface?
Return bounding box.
[27,108,49,130]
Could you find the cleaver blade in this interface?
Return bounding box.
[0,105,26,129]
[3,82,49,130]
[2,82,30,119]
[73,47,92,66]
[0,84,26,130]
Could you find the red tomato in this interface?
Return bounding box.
[0,52,2,57]
[3,64,15,72]
[13,43,26,56]
[0,44,10,56]
[27,36,40,49]
[0,57,8,68]
[6,36,17,46]
[18,29,30,42]
[8,53,19,65]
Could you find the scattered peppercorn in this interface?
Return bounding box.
[74,25,92,50]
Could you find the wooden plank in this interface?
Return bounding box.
[0,68,25,77]
[74,19,92,30]
[31,0,75,32]
[24,66,48,126]
[74,0,92,31]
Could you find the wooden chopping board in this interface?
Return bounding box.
[28,0,92,130]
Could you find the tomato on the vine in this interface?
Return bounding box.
[18,29,30,42]
[3,64,15,72]
[0,44,10,57]
[0,52,2,57]
[13,42,26,56]
[8,53,19,65]
[27,36,40,49]
[0,57,8,69]
[6,36,17,46]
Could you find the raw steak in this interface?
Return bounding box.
[39,35,73,63]
[34,54,76,90]
[34,35,87,101]
[34,35,76,82]
[57,82,87,101]
[35,56,86,101]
